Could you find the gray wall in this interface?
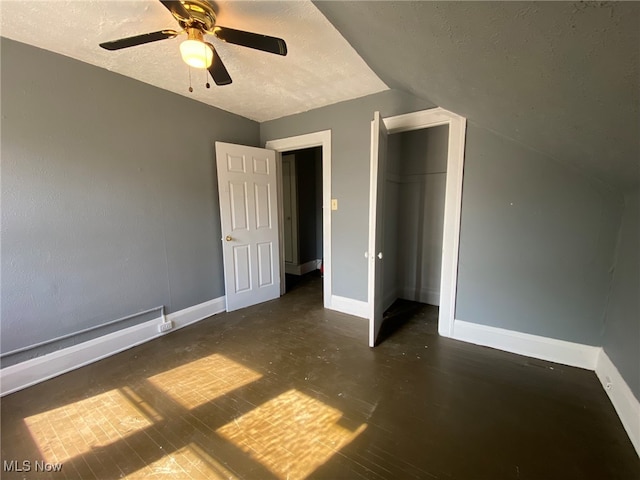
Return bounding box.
[1,39,260,361]
[294,147,322,264]
[261,89,625,349]
[456,124,623,346]
[3,37,633,389]
[395,126,448,306]
[602,189,640,399]
[383,126,449,308]
[382,135,401,308]
[261,90,435,301]
[314,147,324,259]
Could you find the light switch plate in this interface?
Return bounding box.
[331,199,338,210]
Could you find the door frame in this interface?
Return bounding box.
[369,108,466,338]
[265,130,332,308]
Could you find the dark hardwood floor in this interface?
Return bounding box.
[1,274,638,479]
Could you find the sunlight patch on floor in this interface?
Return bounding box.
[24,388,153,464]
[124,442,238,480]
[216,389,367,479]
[147,353,262,410]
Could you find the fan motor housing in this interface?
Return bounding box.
[177,0,218,33]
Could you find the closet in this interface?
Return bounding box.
[382,125,449,312]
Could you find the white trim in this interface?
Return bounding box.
[384,107,456,133]
[299,259,320,275]
[266,131,332,308]
[595,349,640,456]
[330,295,369,319]
[284,264,299,275]
[399,287,440,307]
[0,297,226,397]
[372,107,466,339]
[452,320,639,455]
[452,319,600,370]
[166,297,226,329]
[285,259,321,276]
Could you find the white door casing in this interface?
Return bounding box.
[215,142,280,312]
[368,111,388,347]
[368,107,467,341]
[265,131,332,308]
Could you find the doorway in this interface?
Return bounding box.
[368,108,467,346]
[378,126,448,340]
[265,130,333,308]
[281,147,323,293]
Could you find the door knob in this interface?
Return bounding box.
[377,252,383,259]
[225,235,233,242]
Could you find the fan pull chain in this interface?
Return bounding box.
[203,43,211,88]
[188,67,193,93]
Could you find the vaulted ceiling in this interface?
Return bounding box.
[1,1,638,191]
[314,1,639,191]
[0,0,387,122]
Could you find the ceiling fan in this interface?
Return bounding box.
[99,0,287,86]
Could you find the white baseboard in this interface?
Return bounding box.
[329,295,368,319]
[452,320,639,455]
[399,287,440,306]
[285,259,321,276]
[595,349,640,456]
[452,319,600,370]
[0,296,226,397]
[167,296,226,329]
[305,259,322,274]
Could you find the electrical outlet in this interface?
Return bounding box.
[158,321,173,333]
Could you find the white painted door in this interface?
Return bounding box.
[215,142,280,312]
[368,112,388,347]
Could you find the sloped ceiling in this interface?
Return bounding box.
[0,0,387,122]
[314,1,639,191]
[2,1,637,190]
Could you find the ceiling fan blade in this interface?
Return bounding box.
[159,0,192,22]
[207,43,232,86]
[214,26,287,56]
[99,30,179,51]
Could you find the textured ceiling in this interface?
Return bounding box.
[0,0,387,122]
[2,1,637,190]
[315,1,639,191]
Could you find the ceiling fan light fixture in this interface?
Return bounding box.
[180,28,213,69]
[100,1,288,86]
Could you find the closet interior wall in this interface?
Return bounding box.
[383,125,449,311]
